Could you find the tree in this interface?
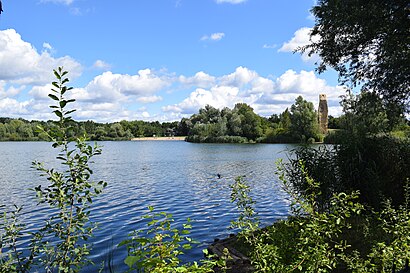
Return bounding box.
[289,96,319,141]
[0,123,6,139]
[198,105,221,124]
[328,115,341,129]
[228,112,242,136]
[303,0,410,115]
[279,108,291,132]
[340,92,389,136]
[177,118,192,136]
[234,103,263,140]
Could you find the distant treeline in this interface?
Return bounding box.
[3,94,407,143]
[0,118,180,141]
[0,96,328,143]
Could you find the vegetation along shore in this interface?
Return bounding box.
[1,0,409,272]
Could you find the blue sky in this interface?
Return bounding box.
[0,0,345,122]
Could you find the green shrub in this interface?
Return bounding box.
[285,135,410,211]
[119,206,226,272]
[0,67,107,273]
[230,162,410,272]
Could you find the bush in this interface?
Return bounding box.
[324,129,345,144]
[230,163,410,272]
[257,128,298,143]
[119,206,226,272]
[285,135,410,211]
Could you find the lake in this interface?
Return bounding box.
[0,141,295,271]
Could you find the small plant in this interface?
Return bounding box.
[120,206,226,273]
[0,205,36,272]
[30,67,107,272]
[230,176,259,237]
[0,67,107,273]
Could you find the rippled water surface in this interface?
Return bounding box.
[0,141,295,271]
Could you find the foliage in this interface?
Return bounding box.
[282,147,342,213]
[184,104,265,143]
[341,196,410,273]
[230,162,410,272]
[230,163,363,272]
[340,92,391,135]
[230,177,259,234]
[0,118,180,142]
[285,135,410,211]
[302,0,409,114]
[289,96,320,142]
[185,96,322,144]
[185,135,248,144]
[119,206,226,273]
[1,94,327,144]
[30,67,107,272]
[0,205,36,272]
[0,67,107,273]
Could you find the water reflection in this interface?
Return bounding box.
[0,141,294,271]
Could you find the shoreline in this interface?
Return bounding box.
[131,136,186,141]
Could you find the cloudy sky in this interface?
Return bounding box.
[0,0,345,122]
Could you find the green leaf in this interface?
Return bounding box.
[53,110,63,118]
[48,94,59,101]
[182,244,192,250]
[59,101,67,108]
[124,256,139,268]
[53,70,61,80]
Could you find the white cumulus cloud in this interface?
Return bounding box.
[201,32,225,41]
[179,71,216,88]
[93,60,111,70]
[137,95,163,104]
[279,27,320,62]
[172,86,241,114]
[0,82,25,99]
[42,42,53,50]
[0,29,82,85]
[74,69,171,104]
[163,67,345,118]
[220,66,259,87]
[257,69,345,115]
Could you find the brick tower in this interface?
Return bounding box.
[318,94,328,134]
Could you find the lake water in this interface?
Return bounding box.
[0,141,295,271]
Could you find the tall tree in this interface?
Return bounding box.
[289,96,319,141]
[303,0,410,114]
[234,103,263,140]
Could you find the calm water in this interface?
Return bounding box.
[0,141,295,271]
